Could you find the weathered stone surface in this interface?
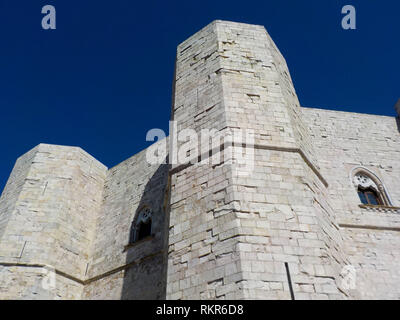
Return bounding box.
[0,144,107,299]
[83,139,169,300]
[303,108,400,299]
[0,20,399,300]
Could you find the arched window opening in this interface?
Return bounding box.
[357,187,382,206]
[352,169,391,207]
[130,207,153,244]
[137,218,152,241]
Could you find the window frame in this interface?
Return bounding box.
[357,186,383,206]
[351,167,392,208]
[129,206,154,245]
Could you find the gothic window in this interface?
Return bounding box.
[357,187,382,206]
[130,207,153,243]
[352,169,391,207]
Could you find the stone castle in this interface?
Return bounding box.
[0,20,399,300]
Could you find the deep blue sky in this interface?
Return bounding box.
[0,0,399,193]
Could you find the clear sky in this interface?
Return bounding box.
[0,0,399,193]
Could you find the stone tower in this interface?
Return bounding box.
[0,145,107,299]
[167,20,347,300]
[1,20,399,300]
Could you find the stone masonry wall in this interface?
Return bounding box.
[167,20,348,300]
[0,266,84,300]
[168,20,248,300]
[83,139,169,300]
[216,21,348,299]
[0,146,37,247]
[303,107,400,299]
[0,20,399,301]
[0,144,107,299]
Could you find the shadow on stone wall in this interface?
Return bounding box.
[121,160,170,300]
[396,117,400,133]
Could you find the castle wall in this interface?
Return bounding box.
[0,266,84,300]
[168,162,244,299]
[342,228,400,299]
[0,20,399,301]
[223,147,347,300]
[167,20,348,300]
[0,146,37,248]
[83,139,169,300]
[0,144,107,299]
[216,22,319,169]
[167,20,244,300]
[216,21,347,299]
[303,108,400,299]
